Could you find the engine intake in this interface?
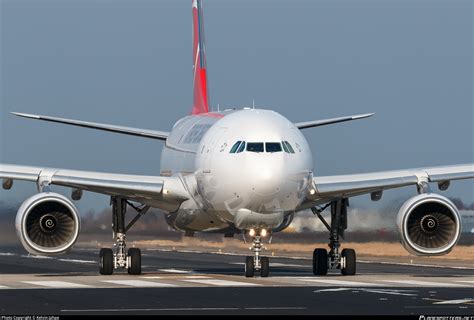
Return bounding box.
[397,193,461,256]
[16,192,80,255]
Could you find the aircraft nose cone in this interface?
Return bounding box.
[250,159,284,196]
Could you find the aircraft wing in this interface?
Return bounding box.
[298,163,474,210]
[0,164,190,212]
[11,112,169,141]
[294,113,374,129]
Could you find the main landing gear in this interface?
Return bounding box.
[311,198,356,276]
[244,228,270,278]
[99,197,149,275]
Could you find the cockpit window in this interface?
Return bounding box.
[247,142,264,153]
[237,141,246,153]
[283,141,295,154]
[265,142,282,153]
[229,141,241,153]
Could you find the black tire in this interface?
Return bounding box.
[341,248,356,276]
[313,248,328,275]
[128,248,142,275]
[260,257,270,277]
[244,256,254,278]
[99,248,114,275]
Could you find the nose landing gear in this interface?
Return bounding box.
[244,229,270,278]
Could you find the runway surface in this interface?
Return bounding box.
[0,245,472,315]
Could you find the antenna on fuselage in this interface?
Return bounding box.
[217,103,220,112]
[252,99,255,109]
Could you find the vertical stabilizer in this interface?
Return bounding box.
[192,0,210,114]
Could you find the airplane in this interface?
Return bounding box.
[1,0,473,278]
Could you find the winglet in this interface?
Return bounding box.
[191,0,210,115]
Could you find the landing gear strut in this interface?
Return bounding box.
[99,197,149,275]
[244,229,270,278]
[311,198,356,276]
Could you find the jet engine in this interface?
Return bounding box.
[15,192,81,255]
[396,193,461,256]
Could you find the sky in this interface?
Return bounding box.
[1,0,473,214]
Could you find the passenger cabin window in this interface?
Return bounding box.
[247,142,264,153]
[229,141,242,153]
[265,142,282,153]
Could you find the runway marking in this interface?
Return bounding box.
[358,260,474,270]
[22,281,91,288]
[62,307,240,312]
[380,280,463,287]
[0,252,16,256]
[58,259,96,264]
[21,255,53,260]
[314,288,417,296]
[244,307,307,310]
[61,306,306,312]
[183,279,260,287]
[455,280,474,284]
[0,285,9,289]
[141,276,163,279]
[101,280,178,288]
[298,279,382,287]
[158,269,192,274]
[230,262,307,268]
[433,299,474,305]
[184,276,211,279]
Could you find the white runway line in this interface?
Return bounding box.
[313,288,417,296]
[62,307,240,312]
[0,253,16,256]
[183,279,260,287]
[380,280,463,287]
[101,280,178,288]
[433,299,474,305]
[0,285,9,289]
[184,276,211,279]
[454,280,474,284]
[22,281,91,288]
[298,279,382,287]
[158,269,192,274]
[230,262,307,268]
[58,259,96,264]
[141,276,163,279]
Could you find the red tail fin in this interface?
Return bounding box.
[192,0,210,114]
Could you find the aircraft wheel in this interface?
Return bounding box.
[313,248,328,275]
[341,248,356,275]
[245,256,255,277]
[127,248,142,275]
[99,248,114,275]
[260,257,270,277]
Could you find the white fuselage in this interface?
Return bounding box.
[160,109,313,233]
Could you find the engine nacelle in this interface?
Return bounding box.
[15,192,81,255]
[396,193,461,256]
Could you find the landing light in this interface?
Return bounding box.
[309,189,316,195]
[249,229,256,237]
[260,229,267,237]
